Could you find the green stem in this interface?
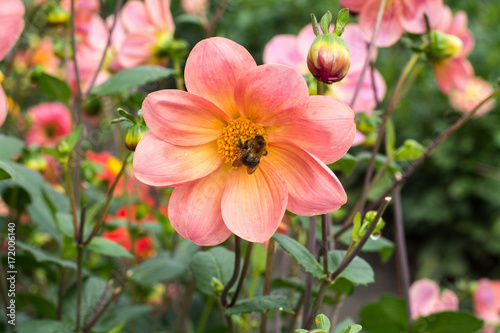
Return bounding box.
[172,59,185,91]
[63,162,79,240]
[196,296,215,333]
[84,151,132,245]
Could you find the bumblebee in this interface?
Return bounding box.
[232,135,268,174]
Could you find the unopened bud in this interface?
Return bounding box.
[124,122,148,151]
[211,277,224,295]
[46,5,70,25]
[307,33,351,84]
[427,31,463,60]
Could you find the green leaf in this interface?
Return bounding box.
[16,241,76,269]
[333,318,356,333]
[18,293,57,319]
[412,311,483,333]
[328,250,374,285]
[357,152,401,174]
[320,11,333,34]
[394,139,426,161]
[340,324,362,333]
[315,314,331,331]
[338,230,394,263]
[91,66,176,95]
[87,236,134,259]
[329,153,357,176]
[92,305,152,333]
[55,212,75,238]
[385,118,396,158]
[60,125,83,154]
[63,277,108,323]
[225,295,293,315]
[310,13,320,36]
[129,252,187,285]
[359,295,407,333]
[40,147,62,160]
[17,320,73,333]
[273,233,326,280]
[333,8,350,36]
[0,135,24,161]
[0,161,16,180]
[250,243,268,274]
[37,73,72,103]
[189,246,236,296]
[117,108,138,124]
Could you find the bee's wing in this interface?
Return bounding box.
[246,165,258,174]
[232,158,244,168]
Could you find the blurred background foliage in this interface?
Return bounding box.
[168,0,500,282]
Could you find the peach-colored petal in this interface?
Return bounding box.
[474,279,500,324]
[0,0,25,60]
[185,37,257,119]
[133,132,221,187]
[433,5,453,31]
[359,0,404,47]
[142,90,230,146]
[168,164,232,246]
[433,57,473,94]
[339,0,366,12]
[0,87,7,126]
[116,33,156,69]
[438,289,459,311]
[268,95,356,165]
[234,64,309,126]
[352,130,366,146]
[145,0,174,33]
[266,141,347,215]
[221,161,287,243]
[409,279,440,318]
[263,35,305,73]
[121,1,152,33]
[446,11,474,57]
[399,0,444,34]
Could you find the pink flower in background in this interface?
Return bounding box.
[115,0,175,69]
[340,0,444,47]
[26,102,72,147]
[474,278,500,330]
[15,38,60,76]
[60,0,100,26]
[0,0,25,126]
[449,76,496,116]
[432,6,475,93]
[409,279,459,318]
[134,37,355,245]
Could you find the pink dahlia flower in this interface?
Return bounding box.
[26,102,72,147]
[115,0,175,69]
[134,37,356,245]
[340,0,444,47]
[432,6,475,93]
[409,278,459,318]
[474,279,500,327]
[449,76,496,116]
[0,0,25,126]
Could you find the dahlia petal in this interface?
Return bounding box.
[0,0,25,60]
[268,95,355,164]
[447,11,474,57]
[185,37,257,118]
[121,1,152,33]
[133,132,221,187]
[0,87,7,126]
[145,0,174,32]
[339,0,366,12]
[433,58,473,94]
[474,279,499,324]
[235,64,309,126]
[409,279,440,318]
[439,289,459,311]
[142,90,230,146]
[399,0,444,34]
[266,141,347,215]
[221,161,287,243]
[359,0,404,47]
[116,34,156,69]
[342,24,376,72]
[263,35,305,73]
[168,164,232,246]
[296,24,317,68]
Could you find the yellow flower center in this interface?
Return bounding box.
[217,118,267,164]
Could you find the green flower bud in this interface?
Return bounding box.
[427,31,463,60]
[307,34,351,84]
[210,277,224,295]
[46,5,70,25]
[125,122,148,151]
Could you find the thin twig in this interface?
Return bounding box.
[304,280,330,329]
[321,215,329,275]
[75,207,87,332]
[229,242,254,307]
[221,236,241,307]
[260,238,277,333]
[303,216,317,324]
[82,287,123,333]
[205,0,231,37]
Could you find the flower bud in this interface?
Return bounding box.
[307,34,351,84]
[46,5,70,25]
[124,122,148,151]
[427,31,463,60]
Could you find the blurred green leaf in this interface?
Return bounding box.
[130,252,187,285]
[17,241,76,269]
[385,118,396,158]
[92,305,152,333]
[357,153,401,174]
[315,314,331,331]
[250,243,267,274]
[338,230,394,263]
[224,295,293,315]
[329,153,357,176]
[63,277,108,323]
[340,324,362,333]
[394,139,426,161]
[18,293,57,319]
[59,125,83,155]
[333,318,356,333]
[87,237,134,259]
[359,295,407,333]
[17,320,73,333]
[273,233,326,280]
[36,73,72,103]
[328,250,374,285]
[190,246,236,296]
[412,312,483,333]
[0,135,23,161]
[92,66,176,96]
[0,162,16,181]
[55,212,75,238]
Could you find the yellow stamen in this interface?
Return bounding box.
[217,118,267,164]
